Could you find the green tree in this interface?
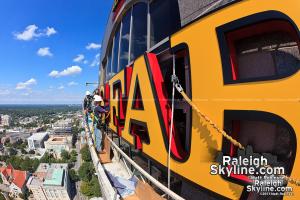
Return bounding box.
[70,150,77,163]
[78,162,94,182]
[40,152,55,163]
[61,150,70,161]
[69,169,79,182]
[6,156,21,169]
[20,157,31,171]
[80,177,102,198]
[90,176,101,197]
[80,181,93,197]
[21,148,27,154]
[8,148,17,156]
[4,139,11,147]
[80,145,91,162]
[72,132,78,148]
[0,193,5,200]
[70,150,77,157]
[32,159,40,172]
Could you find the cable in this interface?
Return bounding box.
[167,54,176,193]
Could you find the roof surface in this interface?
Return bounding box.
[43,168,64,186]
[0,164,27,189]
[28,132,48,141]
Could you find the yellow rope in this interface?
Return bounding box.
[178,88,300,186]
[105,111,110,119]
[179,91,244,150]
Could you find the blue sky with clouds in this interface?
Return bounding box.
[0,0,112,104]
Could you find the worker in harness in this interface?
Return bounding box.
[83,91,93,124]
[93,95,108,152]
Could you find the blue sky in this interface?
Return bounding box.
[0,0,112,104]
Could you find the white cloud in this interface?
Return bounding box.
[83,60,88,64]
[49,66,82,78]
[16,78,37,90]
[90,53,100,67]
[86,43,101,50]
[46,27,57,36]
[73,54,85,63]
[14,24,57,41]
[58,85,64,90]
[68,81,78,86]
[49,70,59,77]
[0,89,10,96]
[37,47,53,57]
[0,85,82,104]
[14,25,40,41]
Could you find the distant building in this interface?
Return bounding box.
[52,119,72,134]
[44,136,71,158]
[27,163,71,200]
[19,116,38,125]
[0,115,11,127]
[0,164,29,198]
[1,131,31,144]
[27,132,49,150]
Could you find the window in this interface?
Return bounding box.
[112,25,121,75]
[106,0,182,80]
[130,3,147,61]
[156,44,192,160]
[223,110,296,198]
[119,9,131,71]
[228,21,300,80]
[150,0,181,47]
[217,12,300,84]
[106,48,112,81]
[144,44,191,161]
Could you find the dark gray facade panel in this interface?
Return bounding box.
[178,0,236,26]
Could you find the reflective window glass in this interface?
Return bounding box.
[119,10,131,71]
[150,0,181,47]
[112,26,121,75]
[131,3,147,61]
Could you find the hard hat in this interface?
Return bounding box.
[93,95,103,102]
[86,91,91,96]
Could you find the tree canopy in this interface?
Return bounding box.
[80,145,91,162]
[78,162,94,182]
[80,176,101,198]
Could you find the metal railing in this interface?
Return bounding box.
[84,118,185,200]
[106,136,185,200]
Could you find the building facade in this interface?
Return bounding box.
[52,119,72,134]
[44,136,71,158]
[0,115,11,127]
[1,131,31,144]
[27,163,71,200]
[27,132,49,150]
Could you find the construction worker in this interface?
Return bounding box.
[93,95,107,152]
[83,91,93,124]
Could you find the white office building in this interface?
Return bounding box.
[0,115,11,127]
[27,132,49,150]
